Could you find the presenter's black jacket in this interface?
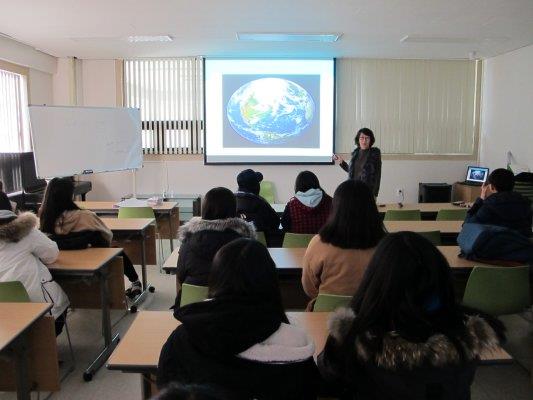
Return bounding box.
[175,217,256,304]
[465,191,532,237]
[318,307,504,400]
[157,296,320,400]
[340,147,382,197]
[235,191,280,241]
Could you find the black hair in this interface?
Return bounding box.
[319,180,385,249]
[208,238,288,323]
[0,191,12,212]
[40,177,80,235]
[344,231,490,358]
[488,168,515,192]
[152,382,228,400]
[355,127,375,148]
[201,187,237,220]
[294,170,323,194]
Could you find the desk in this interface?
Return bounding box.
[102,217,156,309]
[107,310,512,400]
[0,303,54,400]
[76,201,180,251]
[384,220,462,234]
[49,248,124,381]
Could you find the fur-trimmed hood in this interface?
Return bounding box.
[178,216,256,242]
[328,307,501,370]
[0,212,38,243]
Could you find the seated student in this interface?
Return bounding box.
[318,231,505,400]
[302,180,385,310]
[281,171,332,234]
[235,169,280,245]
[465,168,532,237]
[0,181,16,212]
[158,238,319,399]
[151,382,229,400]
[39,177,142,297]
[176,187,255,299]
[0,210,69,335]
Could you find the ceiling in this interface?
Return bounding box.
[1,0,533,60]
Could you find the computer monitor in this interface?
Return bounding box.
[466,166,489,185]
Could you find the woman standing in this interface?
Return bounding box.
[334,128,382,197]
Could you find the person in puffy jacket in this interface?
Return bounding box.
[281,171,331,234]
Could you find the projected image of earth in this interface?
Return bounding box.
[226,78,315,145]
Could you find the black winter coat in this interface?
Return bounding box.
[157,296,319,399]
[318,308,504,400]
[176,217,256,287]
[465,191,532,237]
[340,147,382,197]
[235,191,280,235]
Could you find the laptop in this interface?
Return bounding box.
[464,166,489,186]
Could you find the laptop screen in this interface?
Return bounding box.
[466,166,489,184]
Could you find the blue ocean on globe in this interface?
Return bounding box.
[226,78,315,145]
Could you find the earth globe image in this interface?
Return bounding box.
[226,78,315,145]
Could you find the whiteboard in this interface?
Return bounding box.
[29,105,142,178]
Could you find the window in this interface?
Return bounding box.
[336,59,481,155]
[123,58,204,155]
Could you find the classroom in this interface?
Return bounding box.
[0,1,532,400]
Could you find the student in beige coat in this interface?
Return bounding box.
[302,180,386,310]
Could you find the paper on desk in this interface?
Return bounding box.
[114,198,149,208]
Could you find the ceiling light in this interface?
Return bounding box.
[236,33,341,42]
[126,35,173,43]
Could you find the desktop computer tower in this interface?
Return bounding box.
[419,183,452,203]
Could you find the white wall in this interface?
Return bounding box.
[0,35,56,74]
[28,68,53,105]
[74,58,472,203]
[480,45,533,171]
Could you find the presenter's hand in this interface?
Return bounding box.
[333,154,344,164]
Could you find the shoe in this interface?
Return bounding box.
[126,281,142,298]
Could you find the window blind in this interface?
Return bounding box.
[336,59,480,155]
[123,58,204,155]
[0,69,31,153]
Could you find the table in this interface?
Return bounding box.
[76,201,179,251]
[0,303,52,400]
[107,310,512,400]
[384,220,463,234]
[49,248,124,381]
[102,217,156,310]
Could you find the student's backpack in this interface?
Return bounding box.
[49,230,108,250]
[458,223,533,264]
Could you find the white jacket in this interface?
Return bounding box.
[0,212,69,319]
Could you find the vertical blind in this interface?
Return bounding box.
[336,59,480,155]
[0,69,31,153]
[123,58,204,155]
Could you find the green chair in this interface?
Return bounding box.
[384,209,421,221]
[0,281,30,302]
[417,231,442,246]
[118,206,156,219]
[462,266,530,316]
[436,209,468,221]
[259,181,276,204]
[282,233,314,248]
[180,283,209,307]
[255,231,267,246]
[313,293,352,312]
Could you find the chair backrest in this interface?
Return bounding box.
[514,181,533,208]
[313,293,352,312]
[0,281,30,302]
[384,209,421,221]
[180,283,209,307]
[436,209,468,221]
[282,233,314,248]
[259,181,276,204]
[255,231,267,246]
[118,206,155,219]
[463,265,530,316]
[417,231,442,246]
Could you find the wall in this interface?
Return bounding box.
[480,45,533,171]
[76,59,473,203]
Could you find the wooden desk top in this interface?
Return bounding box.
[0,303,52,351]
[378,203,467,213]
[101,218,155,231]
[384,220,463,234]
[107,310,511,372]
[163,247,180,270]
[48,248,123,273]
[76,201,178,212]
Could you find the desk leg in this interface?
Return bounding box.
[168,210,174,252]
[128,232,153,313]
[141,373,153,400]
[12,334,31,400]
[83,264,120,381]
